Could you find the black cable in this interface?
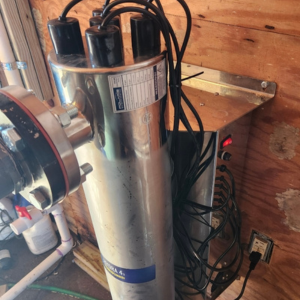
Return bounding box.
[60,0,82,20]
[0,208,15,248]
[174,163,243,293]
[181,72,204,82]
[35,256,66,282]
[103,0,110,7]
[235,268,251,300]
[234,251,261,300]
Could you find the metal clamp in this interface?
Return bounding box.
[16,61,28,70]
[1,62,16,71]
[1,61,28,71]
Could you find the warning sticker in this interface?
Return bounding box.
[108,59,166,113]
[101,254,156,284]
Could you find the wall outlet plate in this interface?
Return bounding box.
[248,230,274,263]
[212,213,224,238]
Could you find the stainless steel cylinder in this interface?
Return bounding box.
[49,51,174,299]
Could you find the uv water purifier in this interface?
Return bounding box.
[0,0,277,299]
[48,50,174,299]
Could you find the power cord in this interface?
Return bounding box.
[234,251,262,300]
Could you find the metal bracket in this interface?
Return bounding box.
[180,63,276,106]
[1,61,28,71]
[16,61,28,70]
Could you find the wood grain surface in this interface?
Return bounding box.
[27,1,300,299]
[162,0,300,36]
[1,0,43,99]
[73,241,110,290]
[15,0,54,100]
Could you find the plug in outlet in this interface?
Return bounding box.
[212,213,224,238]
[249,230,273,263]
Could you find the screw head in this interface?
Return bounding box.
[63,104,78,119]
[27,89,35,95]
[1,128,25,152]
[261,81,268,89]
[86,79,96,95]
[51,106,71,128]
[80,163,93,184]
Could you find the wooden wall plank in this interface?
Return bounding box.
[162,0,300,37]
[1,0,43,100]
[15,0,54,100]
[0,69,8,88]
[62,196,78,235]
[67,187,97,244]
[26,1,300,299]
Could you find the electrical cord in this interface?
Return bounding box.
[0,208,15,248]
[35,256,66,282]
[174,163,244,297]
[59,0,83,20]
[234,251,261,300]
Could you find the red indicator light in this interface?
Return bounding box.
[220,135,233,149]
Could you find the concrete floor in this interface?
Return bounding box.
[1,236,112,300]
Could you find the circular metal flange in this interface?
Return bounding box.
[0,92,60,206]
[0,86,81,198]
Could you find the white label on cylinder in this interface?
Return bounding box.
[26,233,57,254]
[108,59,167,113]
[0,249,10,260]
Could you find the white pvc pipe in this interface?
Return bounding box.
[0,14,23,87]
[2,204,73,300]
[10,208,43,235]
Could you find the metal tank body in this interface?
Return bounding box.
[48,51,175,299]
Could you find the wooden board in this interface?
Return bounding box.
[0,69,8,88]
[67,187,97,244]
[26,1,300,299]
[1,0,42,100]
[0,285,8,296]
[0,0,53,101]
[74,258,110,290]
[73,241,109,291]
[62,196,78,235]
[15,0,53,100]
[162,0,300,36]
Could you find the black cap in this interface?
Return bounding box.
[89,15,121,28]
[85,25,124,68]
[130,14,161,60]
[92,8,103,16]
[92,7,117,16]
[47,17,84,55]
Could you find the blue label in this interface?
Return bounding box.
[153,65,158,101]
[101,255,156,284]
[113,87,125,111]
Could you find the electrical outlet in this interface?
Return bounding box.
[212,213,224,238]
[212,214,222,229]
[249,230,273,263]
